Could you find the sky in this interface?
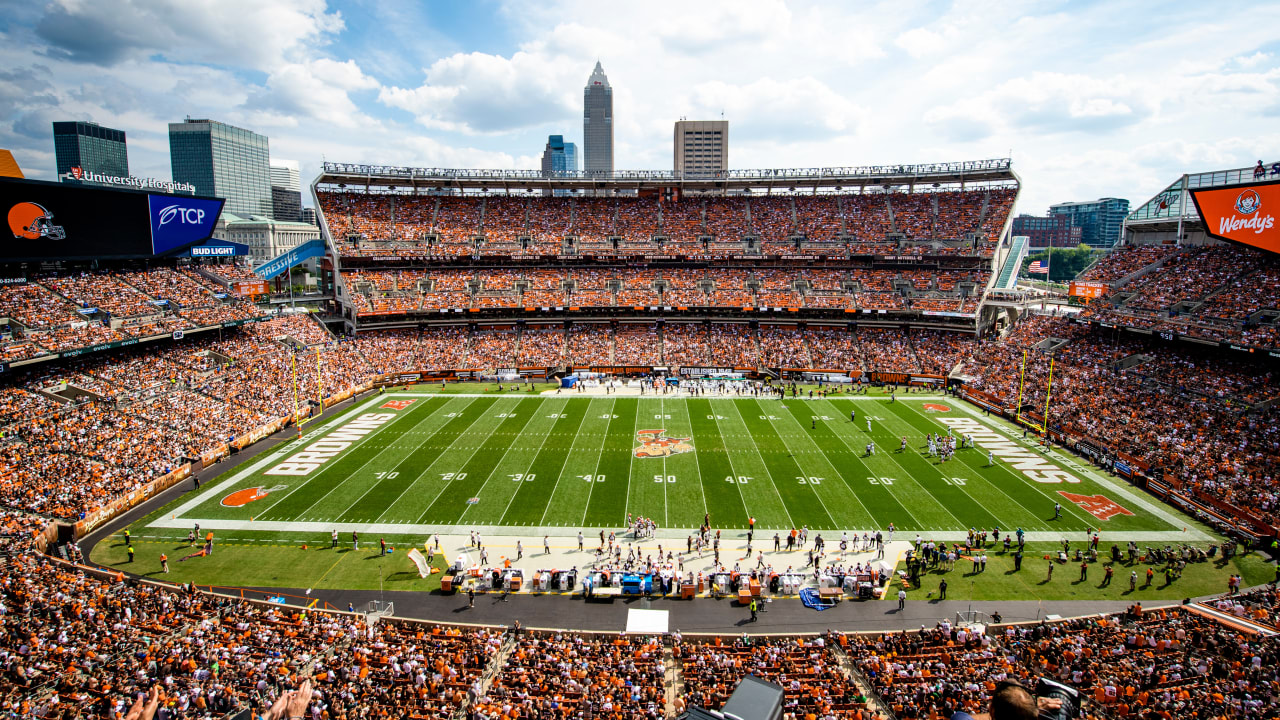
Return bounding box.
[0,0,1277,214]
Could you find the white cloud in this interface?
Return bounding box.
[2,0,1279,220]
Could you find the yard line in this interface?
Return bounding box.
[750,398,842,530]
[847,403,971,531]
[405,397,529,524]
[706,401,762,527]
[891,400,1069,530]
[534,400,594,526]
[677,399,711,526]
[660,397,668,527]
[810,399,926,530]
[769,399,879,530]
[622,395,640,527]
[454,400,556,525]
[258,396,459,520]
[340,396,505,522]
[384,397,540,520]
[579,398,617,526]
[723,399,798,530]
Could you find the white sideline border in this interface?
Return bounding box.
[147,393,1215,542]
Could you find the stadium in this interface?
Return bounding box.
[3,9,1280,717]
[3,149,1279,719]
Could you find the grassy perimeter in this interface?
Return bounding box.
[891,542,1274,603]
[91,532,449,596]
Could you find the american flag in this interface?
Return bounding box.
[1028,260,1048,274]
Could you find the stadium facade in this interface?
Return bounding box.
[311,158,1021,378]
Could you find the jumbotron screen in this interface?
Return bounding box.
[1191,179,1280,255]
[1,177,223,261]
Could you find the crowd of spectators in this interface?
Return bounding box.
[318,189,1015,258]
[0,266,264,358]
[679,635,869,718]
[962,312,1280,525]
[477,632,665,719]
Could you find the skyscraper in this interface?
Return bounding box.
[270,162,302,221]
[168,118,272,218]
[674,120,728,175]
[540,135,579,175]
[53,121,129,182]
[583,62,613,174]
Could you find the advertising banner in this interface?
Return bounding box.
[1190,180,1280,254]
[254,239,327,280]
[185,239,248,257]
[149,194,224,254]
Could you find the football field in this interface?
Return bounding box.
[149,390,1199,542]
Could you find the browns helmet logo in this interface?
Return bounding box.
[922,403,951,413]
[634,429,693,458]
[8,202,66,240]
[221,484,287,507]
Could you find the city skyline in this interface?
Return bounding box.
[0,1,1277,214]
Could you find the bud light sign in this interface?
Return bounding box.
[148,194,224,255]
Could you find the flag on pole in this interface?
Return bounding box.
[1028,260,1048,274]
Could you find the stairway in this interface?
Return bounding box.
[996,236,1028,289]
[454,633,518,719]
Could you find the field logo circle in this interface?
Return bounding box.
[923,403,951,413]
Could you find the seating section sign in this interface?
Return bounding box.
[1191,180,1279,254]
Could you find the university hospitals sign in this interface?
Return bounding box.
[61,166,196,195]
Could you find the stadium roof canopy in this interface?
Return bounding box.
[1128,160,1278,233]
[313,158,1017,196]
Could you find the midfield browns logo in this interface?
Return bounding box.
[381,399,416,410]
[923,403,951,413]
[1057,491,1134,521]
[221,485,287,507]
[634,429,693,458]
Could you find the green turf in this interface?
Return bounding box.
[891,542,1274,603]
[90,533,449,598]
[154,392,1191,533]
[92,389,1243,597]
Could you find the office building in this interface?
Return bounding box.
[169,118,272,218]
[1048,197,1130,249]
[53,121,129,181]
[270,162,302,221]
[1011,214,1082,249]
[540,135,579,175]
[299,207,317,226]
[583,62,613,174]
[674,120,728,175]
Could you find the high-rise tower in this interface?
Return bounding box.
[583,62,613,175]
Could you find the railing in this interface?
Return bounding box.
[320,159,1014,183]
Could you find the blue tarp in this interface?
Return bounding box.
[799,587,832,611]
